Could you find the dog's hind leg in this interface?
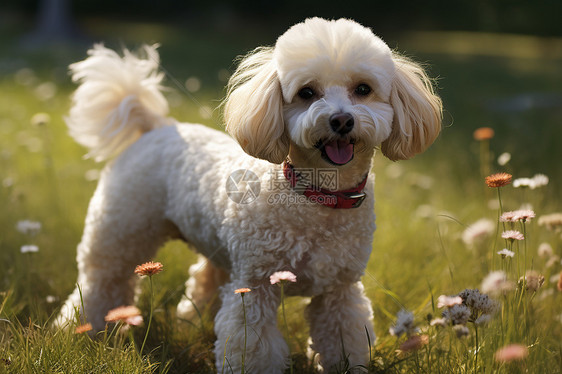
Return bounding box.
[55,170,178,331]
[176,255,229,321]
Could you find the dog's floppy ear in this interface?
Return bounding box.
[381,53,442,161]
[224,47,289,164]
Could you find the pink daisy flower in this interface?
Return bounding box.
[502,230,524,241]
[494,344,529,362]
[499,211,518,223]
[270,271,297,285]
[104,305,143,326]
[512,210,536,222]
[437,295,463,308]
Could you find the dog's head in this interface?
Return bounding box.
[225,18,442,165]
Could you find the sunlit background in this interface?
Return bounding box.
[1,1,561,372]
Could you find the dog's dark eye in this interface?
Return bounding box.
[354,84,372,96]
[298,87,315,100]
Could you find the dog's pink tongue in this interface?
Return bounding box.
[324,140,354,165]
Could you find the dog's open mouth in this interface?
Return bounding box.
[315,139,355,166]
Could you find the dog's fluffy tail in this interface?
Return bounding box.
[66,44,170,161]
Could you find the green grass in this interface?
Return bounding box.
[1,18,562,373]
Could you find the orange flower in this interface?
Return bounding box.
[473,127,494,141]
[485,173,512,188]
[104,305,142,325]
[234,288,251,294]
[75,323,93,334]
[399,334,429,352]
[494,344,529,362]
[134,261,163,276]
[557,272,562,292]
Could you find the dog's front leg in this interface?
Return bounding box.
[214,282,289,374]
[306,281,375,373]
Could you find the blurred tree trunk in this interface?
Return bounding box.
[36,0,74,38]
[22,0,85,48]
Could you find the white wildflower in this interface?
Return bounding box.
[497,248,515,258]
[30,112,50,127]
[462,219,495,248]
[538,243,553,258]
[21,244,39,253]
[531,174,549,189]
[513,178,534,189]
[16,220,41,236]
[482,271,510,296]
[513,174,549,190]
[538,213,562,231]
[497,152,511,166]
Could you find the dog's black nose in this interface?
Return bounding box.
[329,113,354,135]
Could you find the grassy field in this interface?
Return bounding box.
[1,17,562,373]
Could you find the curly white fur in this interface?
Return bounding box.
[57,18,442,373]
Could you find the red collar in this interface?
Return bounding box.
[282,161,368,209]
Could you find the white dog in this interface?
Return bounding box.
[57,17,441,373]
